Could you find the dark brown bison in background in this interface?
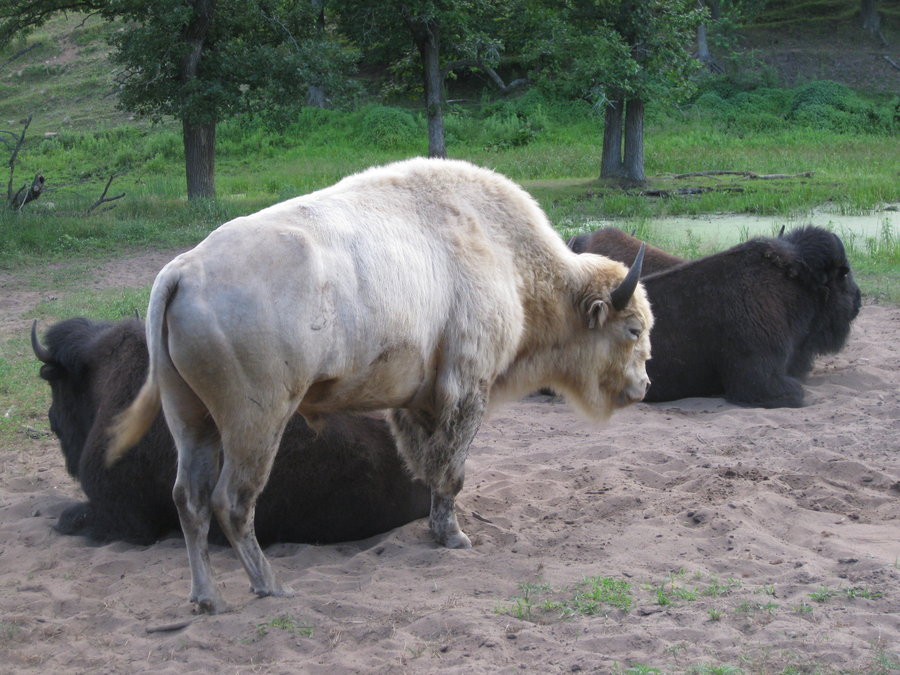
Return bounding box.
[570,225,862,407]
[567,228,685,275]
[31,317,430,546]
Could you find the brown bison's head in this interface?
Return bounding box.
[783,226,861,360]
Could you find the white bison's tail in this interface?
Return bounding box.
[106,268,180,466]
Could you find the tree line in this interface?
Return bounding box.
[0,0,890,201]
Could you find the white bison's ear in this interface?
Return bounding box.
[585,298,609,329]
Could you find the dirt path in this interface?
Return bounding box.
[1,249,898,673]
[0,247,189,339]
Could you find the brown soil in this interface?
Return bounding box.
[0,249,898,672]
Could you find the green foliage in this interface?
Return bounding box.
[356,105,422,150]
[688,77,898,135]
[446,110,538,150]
[573,576,633,614]
[498,576,632,621]
[255,615,314,638]
[528,0,704,107]
[790,80,859,112]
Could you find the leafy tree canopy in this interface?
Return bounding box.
[1,0,359,128]
[527,0,705,109]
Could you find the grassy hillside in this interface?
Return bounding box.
[1,14,137,135]
[0,8,897,303]
[739,1,900,93]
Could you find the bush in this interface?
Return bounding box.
[355,105,421,150]
[693,91,730,114]
[789,80,861,115]
[480,113,539,149]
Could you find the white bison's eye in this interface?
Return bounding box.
[628,326,641,341]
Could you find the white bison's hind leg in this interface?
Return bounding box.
[214,418,295,600]
[390,384,486,549]
[166,394,228,613]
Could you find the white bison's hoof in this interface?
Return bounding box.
[193,595,229,615]
[252,582,295,599]
[442,530,472,549]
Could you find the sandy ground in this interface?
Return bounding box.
[0,249,898,674]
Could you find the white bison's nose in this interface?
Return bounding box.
[620,376,650,405]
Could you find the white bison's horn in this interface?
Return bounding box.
[610,242,645,312]
[31,320,51,363]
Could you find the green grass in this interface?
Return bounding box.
[2,18,898,456]
[254,615,314,639]
[497,576,633,621]
[1,288,154,446]
[0,334,51,441]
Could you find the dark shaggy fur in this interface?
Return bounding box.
[34,317,431,546]
[567,228,685,275]
[569,226,862,407]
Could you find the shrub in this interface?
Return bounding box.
[355,105,421,150]
[480,112,539,149]
[789,80,862,115]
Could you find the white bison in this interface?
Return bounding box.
[108,157,653,613]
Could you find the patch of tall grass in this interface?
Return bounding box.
[1,287,156,445]
[3,81,897,275]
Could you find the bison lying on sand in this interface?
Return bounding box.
[108,157,653,613]
[567,228,685,275]
[570,225,861,407]
[32,317,431,546]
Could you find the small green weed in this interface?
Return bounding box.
[619,664,662,675]
[843,586,884,600]
[255,615,313,638]
[0,621,24,642]
[573,576,633,614]
[688,665,743,675]
[808,587,835,603]
[735,601,778,615]
[498,576,632,621]
[496,581,552,621]
[650,572,699,606]
[700,577,742,597]
[871,649,900,674]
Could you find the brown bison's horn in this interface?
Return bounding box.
[610,242,645,312]
[31,320,51,363]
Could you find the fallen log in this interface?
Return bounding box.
[11,173,44,209]
[669,170,815,180]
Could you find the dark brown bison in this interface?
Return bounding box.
[571,225,862,407]
[567,228,685,275]
[31,317,430,546]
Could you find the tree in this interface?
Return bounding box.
[337,0,505,158]
[0,1,358,200]
[694,1,772,73]
[859,0,887,46]
[530,0,704,182]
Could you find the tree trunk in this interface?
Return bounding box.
[623,97,645,183]
[860,0,879,31]
[406,17,447,158]
[306,85,327,108]
[860,0,886,45]
[179,0,217,200]
[600,95,625,179]
[183,119,216,200]
[696,1,723,72]
[696,21,711,62]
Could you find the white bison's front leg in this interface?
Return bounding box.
[390,384,486,549]
[429,491,471,549]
